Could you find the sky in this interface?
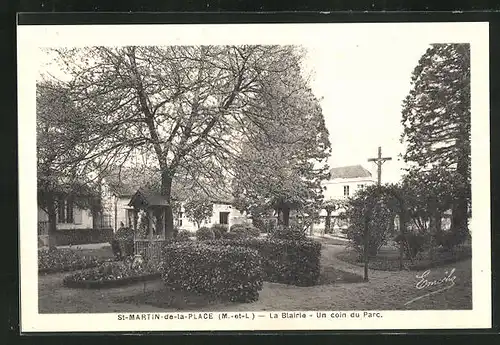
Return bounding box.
[302,41,432,183]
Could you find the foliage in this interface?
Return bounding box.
[184,197,213,229]
[63,259,159,286]
[161,242,263,302]
[433,230,470,251]
[204,237,322,286]
[343,185,398,257]
[231,51,331,226]
[174,229,192,241]
[38,248,103,273]
[401,43,471,232]
[393,232,427,259]
[51,45,316,238]
[195,227,215,241]
[111,227,134,258]
[229,223,260,238]
[268,224,307,241]
[211,224,229,239]
[37,81,106,247]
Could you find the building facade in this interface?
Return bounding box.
[312,165,377,235]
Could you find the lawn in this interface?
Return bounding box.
[38,243,471,313]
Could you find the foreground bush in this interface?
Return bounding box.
[161,242,263,302]
[63,258,160,288]
[39,248,103,273]
[205,237,322,286]
[196,227,215,240]
[230,223,260,238]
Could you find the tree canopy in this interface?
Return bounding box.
[401,43,471,233]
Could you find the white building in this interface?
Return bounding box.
[312,165,377,235]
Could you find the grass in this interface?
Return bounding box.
[38,242,472,313]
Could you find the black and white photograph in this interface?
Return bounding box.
[18,22,491,331]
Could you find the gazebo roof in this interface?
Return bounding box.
[128,188,169,208]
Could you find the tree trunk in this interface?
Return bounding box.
[325,210,332,234]
[282,207,290,227]
[452,158,469,233]
[363,215,369,282]
[47,196,58,248]
[399,211,407,270]
[161,170,175,238]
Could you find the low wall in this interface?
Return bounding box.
[53,228,114,246]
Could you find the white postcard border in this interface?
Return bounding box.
[18,21,491,332]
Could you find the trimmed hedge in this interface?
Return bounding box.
[230,223,260,238]
[204,237,322,286]
[161,242,263,302]
[196,227,215,240]
[53,228,114,246]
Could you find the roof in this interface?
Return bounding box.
[329,165,372,179]
[128,188,169,208]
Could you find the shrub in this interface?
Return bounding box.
[204,237,322,286]
[211,224,229,239]
[268,224,307,241]
[161,242,263,302]
[434,229,469,251]
[222,231,239,240]
[393,232,427,259]
[230,223,260,238]
[39,247,103,273]
[111,227,134,258]
[174,229,192,241]
[63,259,160,287]
[196,227,215,241]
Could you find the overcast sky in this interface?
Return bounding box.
[302,41,431,183]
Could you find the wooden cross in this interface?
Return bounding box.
[368,146,392,185]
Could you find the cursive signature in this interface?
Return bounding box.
[404,268,457,306]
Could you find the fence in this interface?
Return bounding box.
[134,238,166,263]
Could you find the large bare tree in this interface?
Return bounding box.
[47,45,310,237]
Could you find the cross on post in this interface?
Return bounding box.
[368,146,392,185]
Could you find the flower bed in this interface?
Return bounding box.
[63,260,161,289]
[38,248,103,274]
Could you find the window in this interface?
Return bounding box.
[357,184,364,189]
[177,212,183,227]
[219,212,229,225]
[343,185,350,197]
[57,197,74,223]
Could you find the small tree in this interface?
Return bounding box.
[184,197,213,230]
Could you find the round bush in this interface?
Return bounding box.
[230,223,260,238]
[111,227,134,258]
[175,229,192,241]
[211,224,229,239]
[196,227,215,241]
